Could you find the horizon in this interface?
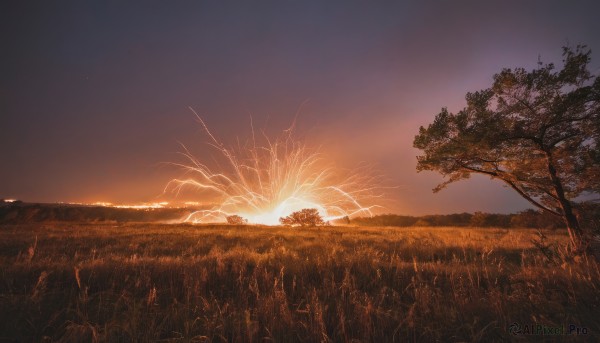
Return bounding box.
[0,198,564,218]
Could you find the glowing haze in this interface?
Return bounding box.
[166,110,382,225]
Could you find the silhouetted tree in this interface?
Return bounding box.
[342,216,350,225]
[226,215,248,225]
[414,45,600,252]
[279,208,325,227]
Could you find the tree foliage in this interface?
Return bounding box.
[226,215,248,225]
[414,45,600,250]
[279,208,325,227]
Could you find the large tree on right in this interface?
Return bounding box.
[414,45,600,251]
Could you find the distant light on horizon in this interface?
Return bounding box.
[58,201,172,209]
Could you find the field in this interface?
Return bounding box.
[0,223,598,342]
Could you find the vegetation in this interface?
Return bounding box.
[0,222,598,342]
[279,208,325,227]
[414,45,600,251]
[226,215,248,225]
[1,202,576,230]
[352,209,565,229]
[0,202,191,223]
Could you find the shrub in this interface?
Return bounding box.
[279,208,324,227]
[226,215,248,225]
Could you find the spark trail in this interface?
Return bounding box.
[166,109,383,225]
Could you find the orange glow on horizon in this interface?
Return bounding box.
[59,201,177,209]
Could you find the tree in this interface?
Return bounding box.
[414,45,600,252]
[226,214,248,225]
[279,208,325,227]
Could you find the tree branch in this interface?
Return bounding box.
[503,179,562,217]
[511,94,539,118]
[547,132,580,148]
[458,163,562,216]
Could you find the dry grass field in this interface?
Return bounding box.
[0,223,598,342]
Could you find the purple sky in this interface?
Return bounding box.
[2,1,599,215]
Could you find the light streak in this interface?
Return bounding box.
[165,109,384,225]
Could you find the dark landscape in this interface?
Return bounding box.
[2,2,600,342]
[0,203,599,342]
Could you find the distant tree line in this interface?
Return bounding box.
[3,201,596,229]
[0,202,191,223]
[351,209,566,229]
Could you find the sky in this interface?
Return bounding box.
[2,1,600,215]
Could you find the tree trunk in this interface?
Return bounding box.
[562,201,583,251]
[545,152,584,251]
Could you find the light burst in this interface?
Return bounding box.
[166,109,384,225]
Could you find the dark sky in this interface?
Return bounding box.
[2,1,599,214]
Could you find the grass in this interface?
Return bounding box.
[0,223,598,342]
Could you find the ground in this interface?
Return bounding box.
[0,223,598,342]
